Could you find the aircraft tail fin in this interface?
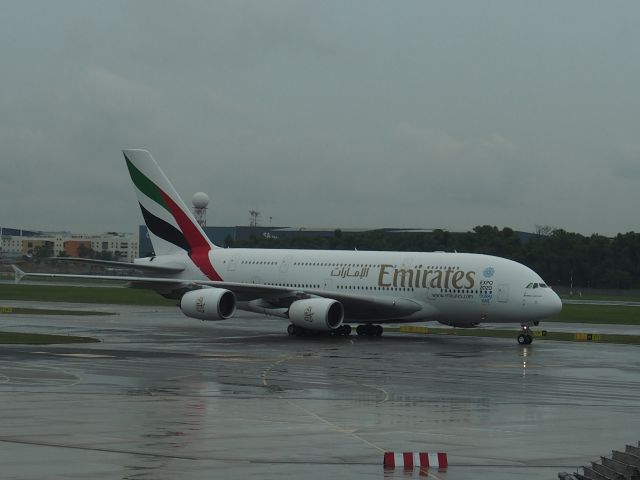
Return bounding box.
[123,149,222,280]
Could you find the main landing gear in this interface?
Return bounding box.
[517,325,533,345]
[287,324,352,337]
[356,324,383,337]
[285,324,383,337]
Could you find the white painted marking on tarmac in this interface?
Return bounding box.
[261,355,296,386]
[165,373,199,381]
[283,397,386,453]
[429,469,445,480]
[55,353,115,358]
[260,354,388,454]
[362,383,390,403]
[196,352,263,361]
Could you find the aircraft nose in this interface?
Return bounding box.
[547,291,563,317]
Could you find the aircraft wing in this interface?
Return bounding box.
[203,281,431,319]
[306,290,431,320]
[10,266,314,299]
[12,266,434,321]
[12,266,195,288]
[45,257,185,274]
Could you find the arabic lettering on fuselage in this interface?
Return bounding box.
[330,266,371,279]
[329,264,477,290]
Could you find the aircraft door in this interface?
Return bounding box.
[279,255,292,274]
[228,255,238,272]
[497,283,509,303]
[323,277,335,291]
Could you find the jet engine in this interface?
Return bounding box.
[180,288,236,320]
[288,298,344,331]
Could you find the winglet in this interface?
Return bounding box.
[11,265,25,284]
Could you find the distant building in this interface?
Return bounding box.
[63,240,92,257]
[88,232,138,262]
[0,227,138,262]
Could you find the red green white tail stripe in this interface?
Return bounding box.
[123,149,222,281]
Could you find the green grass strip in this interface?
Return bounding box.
[0,306,114,316]
[551,304,640,325]
[0,332,100,344]
[560,293,640,302]
[0,284,175,306]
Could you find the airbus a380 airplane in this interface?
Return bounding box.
[15,149,562,344]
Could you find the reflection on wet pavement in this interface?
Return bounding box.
[0,303,638,479]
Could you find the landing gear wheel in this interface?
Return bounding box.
[330,325,352,337]
[355,324,382,337]
[517,325,534,345]
[287,324,296,336]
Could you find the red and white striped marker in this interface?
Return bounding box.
[383,451,448,470]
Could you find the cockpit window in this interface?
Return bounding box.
[526,282,548,289]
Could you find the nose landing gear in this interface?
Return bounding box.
[517,325,533,345]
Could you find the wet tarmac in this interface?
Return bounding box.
[1,302,639,479]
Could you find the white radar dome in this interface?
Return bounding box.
[192,192,210,209]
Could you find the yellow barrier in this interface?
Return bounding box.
[389,326,606,344]
[574,333,601,342]
[0,307,13,314]
[399,326,429,334]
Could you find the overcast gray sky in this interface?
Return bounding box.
[1,1,639,236]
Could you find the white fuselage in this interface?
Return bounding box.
[143,248,562,326]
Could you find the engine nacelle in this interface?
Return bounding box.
[180,288,236,321]
[288,298,344,331]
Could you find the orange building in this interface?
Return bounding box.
[64,240,92,257]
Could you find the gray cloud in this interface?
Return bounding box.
[1,1,640,236]
[611,145,640,180]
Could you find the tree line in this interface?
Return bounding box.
[229,226,640,289]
